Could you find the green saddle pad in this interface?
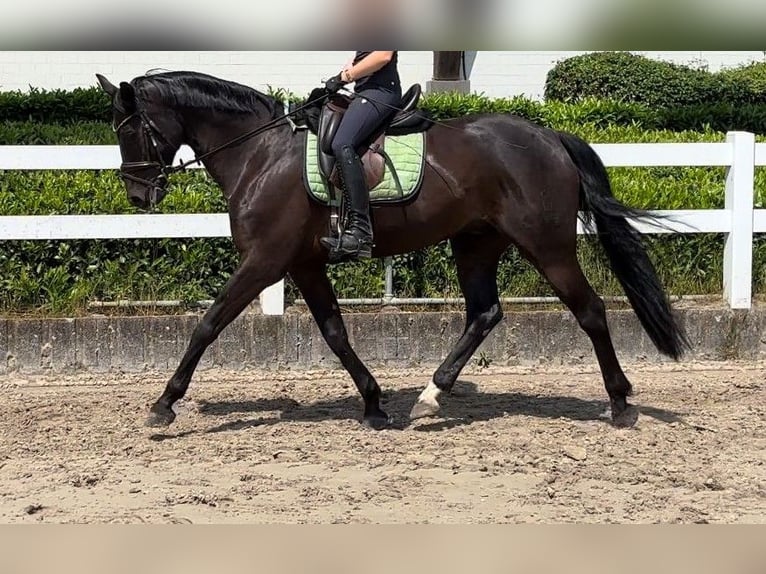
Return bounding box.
[303,131,426,205]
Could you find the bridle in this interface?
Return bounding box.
[113,107,175,207]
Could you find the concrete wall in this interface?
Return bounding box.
[1,51,763,99]
[1,306,765,375]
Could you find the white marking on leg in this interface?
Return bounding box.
[417,381,442,407]
[411,381,443,420]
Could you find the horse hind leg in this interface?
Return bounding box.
[290,264,391,430]
[532,249,638,428]
[411,232,507,421]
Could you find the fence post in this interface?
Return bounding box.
[259,279,285,315]
[723,131,755,309]
[383,257,394,304]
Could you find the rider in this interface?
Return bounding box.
[319,51,402,262]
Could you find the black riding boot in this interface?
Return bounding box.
[320,145,373,262]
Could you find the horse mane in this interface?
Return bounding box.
[131,71,277,117]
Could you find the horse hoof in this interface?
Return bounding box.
[362,413,393,431]
[145,405,176,428]
[611,403,639,429]
[410,400,440,421]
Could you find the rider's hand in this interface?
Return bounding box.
[324,73,347,94]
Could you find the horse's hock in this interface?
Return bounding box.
[1,305,765,374]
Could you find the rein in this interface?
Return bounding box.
[169,95,322,172]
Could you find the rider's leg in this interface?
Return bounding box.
[320,88,400,262]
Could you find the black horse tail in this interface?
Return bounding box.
[556,130,690,360]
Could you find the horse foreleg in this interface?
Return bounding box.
[146,254,285,427]
[290,264,391,430]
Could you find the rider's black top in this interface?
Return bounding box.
[352,51,400,93]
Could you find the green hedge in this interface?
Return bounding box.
[719,62,766,101]
[544,52,766,134]
[0,121,113,145]
[0,87,111,124]
[2,77,766,136]
[545,51,766,107]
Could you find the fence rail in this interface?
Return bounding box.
[0,132,764,314]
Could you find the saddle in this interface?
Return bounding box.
[316,84,432,190]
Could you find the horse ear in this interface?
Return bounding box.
[119,82,137,112]
[96,73,118,97]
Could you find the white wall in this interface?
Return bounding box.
[1,51,764,99]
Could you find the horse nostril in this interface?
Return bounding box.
[129,195,144,207]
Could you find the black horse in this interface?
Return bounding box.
[95,70,689,430]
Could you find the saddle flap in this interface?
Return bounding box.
[318,103,344,155]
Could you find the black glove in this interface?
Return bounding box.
[324,73,346,94]
[307,86,329,103]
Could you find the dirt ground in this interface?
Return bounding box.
[1,361,764,524]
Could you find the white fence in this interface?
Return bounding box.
[0,132,764,314]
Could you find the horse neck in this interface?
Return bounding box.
[177,107,282,196]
